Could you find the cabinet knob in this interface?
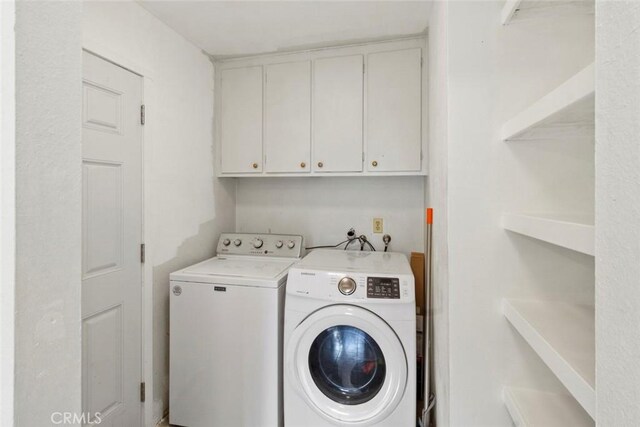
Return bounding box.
[300,162,306,168]
[372,160,378,167]
[317,162,323,168]
[252,163,258,169]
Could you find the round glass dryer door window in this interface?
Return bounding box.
[286,305,408,425]
[309,325,386,405]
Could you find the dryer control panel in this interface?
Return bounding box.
[287,270,414,303]
[367,277,401,299]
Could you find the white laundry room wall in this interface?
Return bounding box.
[236,177,425,256]
[7,2,83,425]
[595,2,640,425]
[83,2,236,422]
[0,2,16,424]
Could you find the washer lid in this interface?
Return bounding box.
[171,256,296,286]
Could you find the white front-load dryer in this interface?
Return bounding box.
[283,250,416,427]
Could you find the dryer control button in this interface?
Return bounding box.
[338,277,357,295]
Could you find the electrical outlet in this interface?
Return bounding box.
[373,218,383,234]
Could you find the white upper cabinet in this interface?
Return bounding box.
[264,60,312,173]
[313,55,364,173]
[220,66,263,173]
[216,38,426,177]
[366,48,422,172]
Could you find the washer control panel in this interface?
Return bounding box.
[366,277,401,299]
[338,277,357,295]
[217,233,303,258]
[300,272,412,302]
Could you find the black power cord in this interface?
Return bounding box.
[305,228,380,252]
[305,239,350,250]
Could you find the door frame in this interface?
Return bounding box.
[82,40,156,427]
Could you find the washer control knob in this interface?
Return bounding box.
[338,277,357,295]
[233,239,242,247]
[287,240,296,249]
[222,238,231,246]
[275,240,284,249]
[252,238,264,249]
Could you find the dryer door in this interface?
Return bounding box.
[286,304,407,425]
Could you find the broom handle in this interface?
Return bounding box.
[421,208,434,426]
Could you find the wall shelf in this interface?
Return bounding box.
[503,387,594,427]
[501,0,595,26]
[501,63,594,141]
[503,299,595,418]
[502,213,594,256]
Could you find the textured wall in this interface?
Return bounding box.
[14,1,83,425]
[595,2,640,425]
[83,2,236,422]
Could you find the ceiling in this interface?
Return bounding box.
[138,1,433,57]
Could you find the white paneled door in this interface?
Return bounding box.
[313,55,364,173]
[82,51,143,427]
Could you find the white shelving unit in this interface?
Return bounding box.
[502,213,594,256]
[501,0,595,26]
[503,387,594,427]
[504,299,595,418]
[500,3,595,425]
[501,63,594,142]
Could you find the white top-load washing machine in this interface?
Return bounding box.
[170,233,303,427]
[284,250,415,427]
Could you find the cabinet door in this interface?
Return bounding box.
[367,48,422,172]
[265,61,311,173]
[313,55,363,172]
[220,66,263,173]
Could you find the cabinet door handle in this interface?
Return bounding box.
[371,160,378,167]
[252,163,258,169]
[300,162,306,168]
[317,162,323,168]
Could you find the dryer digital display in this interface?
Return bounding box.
[366,277,400,299]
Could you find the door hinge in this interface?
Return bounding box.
[140,244,145,263]
[363,62,365,74]
[362,152,365,162]
[140,382,146,402]
[421,56,424,68]
[140,104,145,125]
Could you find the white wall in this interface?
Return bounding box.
[0,1,16,425]
[236,177,424,256]
[425,2,449,425]
[428,2,594,425]
[13,1,83,425]
[83,2,236,422]
[595,2,640,425]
